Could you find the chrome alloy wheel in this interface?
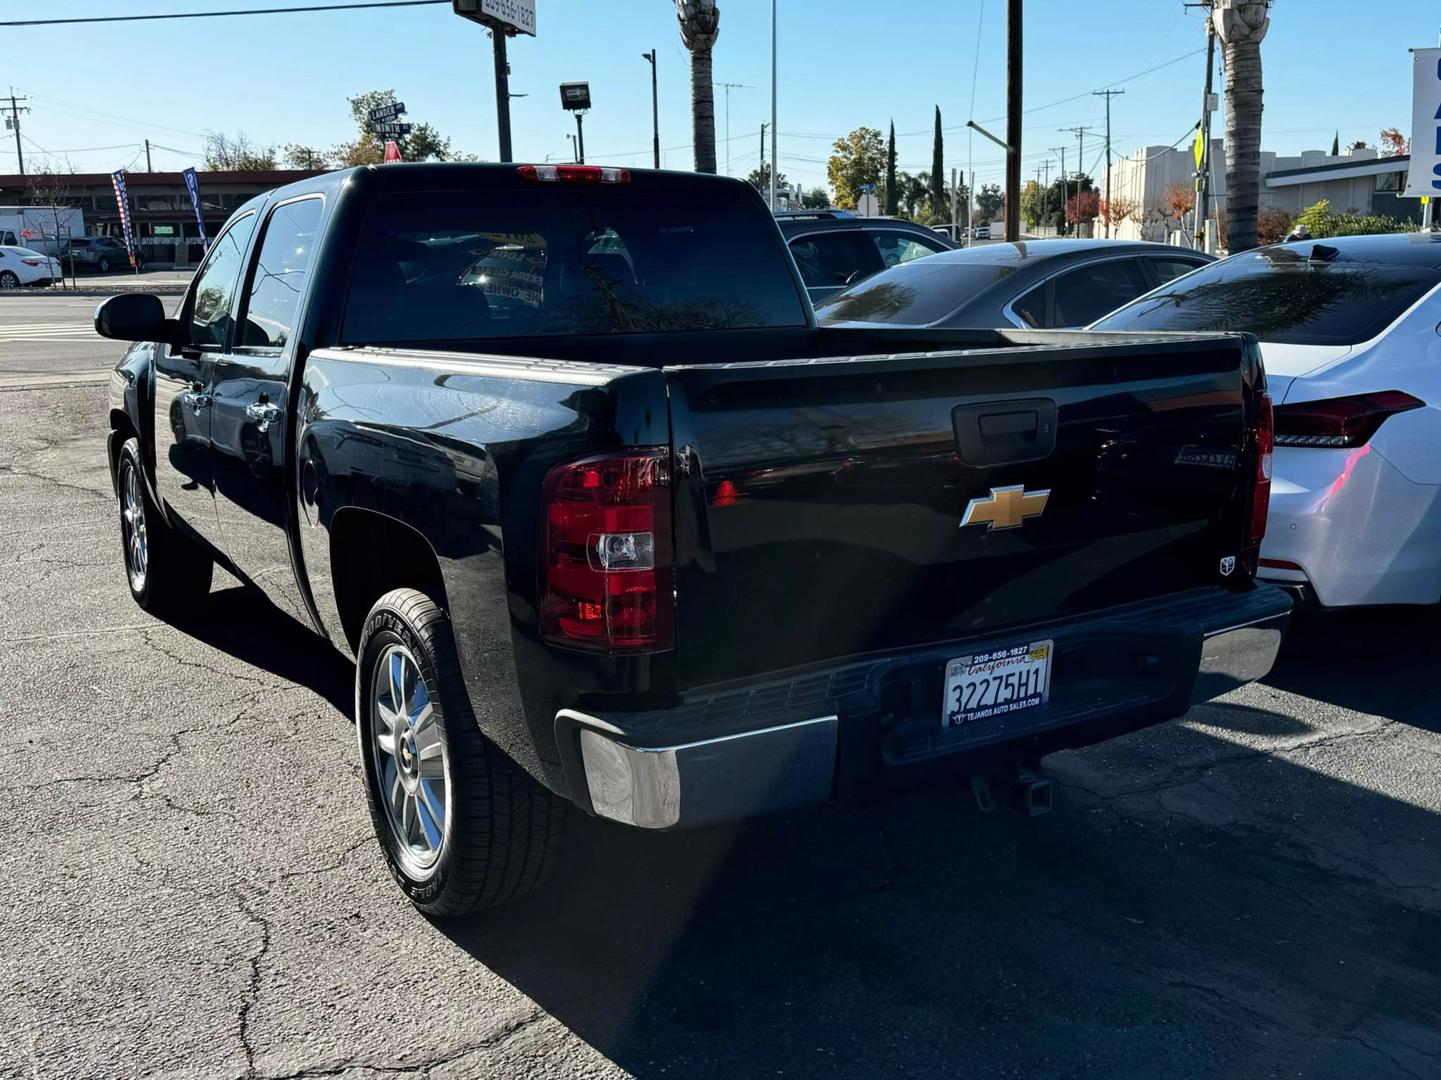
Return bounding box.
[120,461,148,592]
[369,644,449,878]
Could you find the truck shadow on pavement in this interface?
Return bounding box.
[435,612,1441,1080]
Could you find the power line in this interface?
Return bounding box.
[0,1,448,28]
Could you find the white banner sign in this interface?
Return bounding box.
[1405,48,1441,197]
[481,0,534,35]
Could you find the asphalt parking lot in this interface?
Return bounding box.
[2,297,1439,1079]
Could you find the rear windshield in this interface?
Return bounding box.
[814,259,1018,325]
[341,188,808,343]
[1091,247,1441,345]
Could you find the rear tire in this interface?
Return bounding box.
[0,271,18,290]
[116,437,213,615]
[98,257,111,272]
[356,588,565,916]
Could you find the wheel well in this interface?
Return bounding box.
[108,408,137,489]
[329,509,448,652]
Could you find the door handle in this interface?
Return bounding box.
[245,400,283,433]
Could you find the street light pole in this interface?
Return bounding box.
[1004,0,1022,241]
[574,113,586,164]
[492,29,513,162]
[642,50,660,169]
[769,0,778,210]
[719,82,754,176]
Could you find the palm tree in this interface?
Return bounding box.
[676,1,720,174]
[1213,0,1270,252]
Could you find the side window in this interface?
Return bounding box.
[1011,283,1048,328]
[871,230,945,269]
[788,232,881,289]
[239,197,323,350]
[0,231,15,246]
[187,212,257,349]
[1148,257,1207,286]
[1050,259,1150,327]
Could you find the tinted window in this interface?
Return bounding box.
[870,230,945,269]
[1050,259,1149,327]
[188,213,257,349]
[1010,283,1047,328]
[1148,256,1207,285]
[816,259,1018,325]
[240,197,323,349]
[1092,248,1441,345]
[789,231,880,289]
[342,189,807,343]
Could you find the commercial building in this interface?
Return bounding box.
[1101,142,1420,245]
[0,168,320,266]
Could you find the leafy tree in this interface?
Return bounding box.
[1256,207,1292,244]
[677,0,720,173]
[1212,0,1270,252]
[332,90,452,167]
[745,163,786,192]
[1379,128,1409,157]
[204,131,276,171]
[975,183,1004,221]
[1099,195,1139,232]
[1020,179,1044,229]
[1161,182,1195,231]
[282,144,330,170]
[929,107,945,217]
[884,122,898,216]
[1067,190,1100,225]
[800,186,829,209]
[826,127,884,211]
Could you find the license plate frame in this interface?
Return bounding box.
[942,640,1053,727]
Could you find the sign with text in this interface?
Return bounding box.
[453,0,535,36]
[369,122,412,137]
[110,170,137,269]
[384,140,402,163]
[368,101,406,124]
[1405,48,1441,196]
[181,166,208,249]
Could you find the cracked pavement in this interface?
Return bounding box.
[1,319,1439,1078]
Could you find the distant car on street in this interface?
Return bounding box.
[1093,232,1441,609]
[0,245,62,288]
[775,209,954,303]
[816,238,1213,330]
[61,236,143,273]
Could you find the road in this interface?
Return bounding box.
[2,298,1439,1080]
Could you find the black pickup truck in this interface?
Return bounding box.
[100,163,1290,916]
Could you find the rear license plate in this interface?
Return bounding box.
[943,640,1053,727]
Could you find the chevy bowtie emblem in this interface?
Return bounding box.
[960,485,1051,531]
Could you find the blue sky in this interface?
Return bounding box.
[2,0,1434,192]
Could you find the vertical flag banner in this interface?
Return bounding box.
[1404,48,1441,196]
[182,167,208,250]
[110,170,137,269]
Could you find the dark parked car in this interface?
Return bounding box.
[817,239,1214,330]
[98,163,1286,917]
[62,235,143,272]
[776,209,955,303]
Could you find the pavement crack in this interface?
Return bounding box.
[237,893,274,1080]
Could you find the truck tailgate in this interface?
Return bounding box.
[666,337,1260,689]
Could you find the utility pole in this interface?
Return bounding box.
[719,82,754,175]
[1061,125,1095,233]
[1195,17,1217,248]
[574,113,586,165]
[1093,89,1124,237]
[759,122,768,191]
[642,50,660,169]
[492,29,513,162]
[1041,158,1052,235]
[5,90,28,176]
[144,139,153,172]
[1004,0,1022,241]
[1050,145,1067,236]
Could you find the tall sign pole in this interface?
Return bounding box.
[1004,0,1022,240]
[453,1,536,163]
[769,0,778,210]
[643,50,660,169]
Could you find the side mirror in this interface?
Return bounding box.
[94,293,180,344]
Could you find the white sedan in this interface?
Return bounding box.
[1092,232,1441,608]
[0,245,62,289]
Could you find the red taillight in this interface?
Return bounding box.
[518,164,631,185]
[540,448,672,652]
[1273,390,1424,448]
[20,258,40,266]
[1249,391,1274,545]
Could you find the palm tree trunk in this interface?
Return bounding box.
[691,47,717,174]
[1214,1,1269,252]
